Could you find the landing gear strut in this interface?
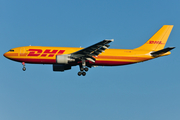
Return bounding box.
[78,59,89,76]
[22,62,26,71]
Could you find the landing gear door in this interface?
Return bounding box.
[20,47,27,56]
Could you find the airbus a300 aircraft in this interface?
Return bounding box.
[4,25,175,76]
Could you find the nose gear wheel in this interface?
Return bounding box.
[22,62,26,71]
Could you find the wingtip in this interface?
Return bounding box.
[104,39,114,42]
[111,39,114,42]
[169,47,175,49]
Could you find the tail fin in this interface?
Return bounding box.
[134,25,173,51]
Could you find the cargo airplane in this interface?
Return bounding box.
[4,25,175,76]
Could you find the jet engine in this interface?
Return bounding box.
[53,64,71,72]
[56,54,75,64]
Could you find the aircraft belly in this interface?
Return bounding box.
[11,58,57,64]
[92,60,135,66]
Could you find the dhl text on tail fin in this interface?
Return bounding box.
[3,25,175,76]
[134,25,173,51]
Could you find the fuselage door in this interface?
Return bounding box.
[20,47,27,56]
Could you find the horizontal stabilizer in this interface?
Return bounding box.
[151,47,175,57]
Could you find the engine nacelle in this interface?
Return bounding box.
[56,54,75,64]
[53,64,71,72]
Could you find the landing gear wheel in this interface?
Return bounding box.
[78,72,82,76]
[80,67,84,71]
[22,67,26,71]
[84,67,88,72]
[82,72,86,76]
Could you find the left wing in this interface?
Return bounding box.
[71,39,114,62]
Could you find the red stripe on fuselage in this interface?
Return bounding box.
[92,61,135,66]
[5,53,18,56]
[97,56,151,61]
[12,58,56,64]
[20,53,28,56]
[11,58,135,66]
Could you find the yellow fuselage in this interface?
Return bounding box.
[4,46,169,66]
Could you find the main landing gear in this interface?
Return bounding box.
[78,67,89,76]
[77,59,89,76]
[22,62,26,71]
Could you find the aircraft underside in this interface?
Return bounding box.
[9,57,139,76]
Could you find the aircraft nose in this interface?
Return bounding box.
[3,52,8,58]
[3,52,10,58]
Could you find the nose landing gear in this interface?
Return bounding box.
[22,62,26,71]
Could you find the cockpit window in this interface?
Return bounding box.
[9,49,14,52]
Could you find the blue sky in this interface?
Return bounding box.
[1,0,180,120]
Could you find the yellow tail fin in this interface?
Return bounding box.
[134,25,173,51]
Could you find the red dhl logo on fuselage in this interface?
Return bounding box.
[147,41,165,44]
[27,49,65,57]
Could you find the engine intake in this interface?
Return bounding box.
[56,54,75,64]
